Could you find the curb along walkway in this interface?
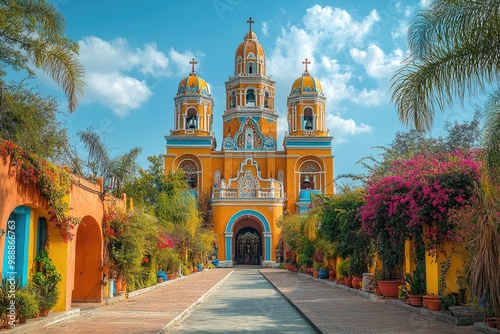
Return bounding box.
[260,269,477,334]
[20,269,233,334]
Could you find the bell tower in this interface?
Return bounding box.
[221,18,278,151]
[171,58,214,139]
[286,58,328,137]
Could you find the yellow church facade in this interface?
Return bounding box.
[164,19,334,267]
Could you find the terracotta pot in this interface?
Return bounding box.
[18,316,27,324]
[40,309,49,317]
[328,271,335,281]
[423,295,442,311]
[121,282,127,292]
[407,294,423,307]
[373,286,382,296]
[377,280,403,299]
[485,317,496,328]
[114,279,123,292]
[313,270,319,278]
[352,276,362,289]
[345,276,353,288]
[167,273,176,281]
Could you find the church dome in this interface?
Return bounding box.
[290,72,323,96]
[177,73,211,96]
[235,31,266,62]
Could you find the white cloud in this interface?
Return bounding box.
[78,36,176,116]
[350,44,404,80]
[420,0,432,8]
[85,72,151,117]
[261,21,268,36]
[302,5,380,50]
[327,113,373,144]
[168,49,199,76]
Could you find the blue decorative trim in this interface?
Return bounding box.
[225,210,272,262]
[225,210,270,233]
[166,139,213,146]
[265,237,270,260]
[285,141,332,147]
[225,237,231,260]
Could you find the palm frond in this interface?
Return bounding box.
[33,42,85,113]
[482,89,500,185]
[392,0,500,131]
[78,128,110,177]
[469,181,500,317]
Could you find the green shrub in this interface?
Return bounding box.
[16,290,39,318]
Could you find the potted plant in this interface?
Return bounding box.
[16,290,39,324]
[405,267,426,307]
[337,259,351,286]
[30,251,62,316]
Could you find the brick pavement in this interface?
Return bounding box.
[7,268,486,333]
[24,269,233,334]
[260,269,478,334]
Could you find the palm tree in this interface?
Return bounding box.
[78,128,142,192]
[391,0,500,317]
[0,0,85,112]
[391,0,500,178]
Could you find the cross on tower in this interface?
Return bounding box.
[190,58,198,74]
[247,17,254,33]
[302,58,311,73]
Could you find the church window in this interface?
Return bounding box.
[186,108,198,129]
[246,89,256,106]
[264,91,270,108]
[230,91,236,108]
[247,62,254,74]
[303,107,314,130]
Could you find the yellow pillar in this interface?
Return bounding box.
[425,250,439,295]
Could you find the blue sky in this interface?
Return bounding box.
[33,0,478,181]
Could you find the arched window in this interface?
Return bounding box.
[230,91,236,108]
[247,62,254,74]
[303,107,314,130]
[300,163,318,190]
[181,163,198,188]
[246,89,256,106]
[264,91,270,108]
[186,108,198,129]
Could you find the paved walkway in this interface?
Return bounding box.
[168,267,316,333]
[260,269,478,334]
[27,269,233,334]
[9,267,483,334]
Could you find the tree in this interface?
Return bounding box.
[0,80,70,161]
[391,0,499,179]
[0,0,85,112]
[391,0,500,316]
[77,127,142,192]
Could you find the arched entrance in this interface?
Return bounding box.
[225,210,272,266]
[72,216,102,302]
[235,227,261,265]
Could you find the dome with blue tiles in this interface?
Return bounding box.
[177,58,211,96]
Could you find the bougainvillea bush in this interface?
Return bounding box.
[360,150,481,279]
[0,139,79,241]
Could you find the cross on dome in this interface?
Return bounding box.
[302,58,311,73]
[190,58,198,74]
[247,17,254,33]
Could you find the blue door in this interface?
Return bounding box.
[3,206,31,287]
